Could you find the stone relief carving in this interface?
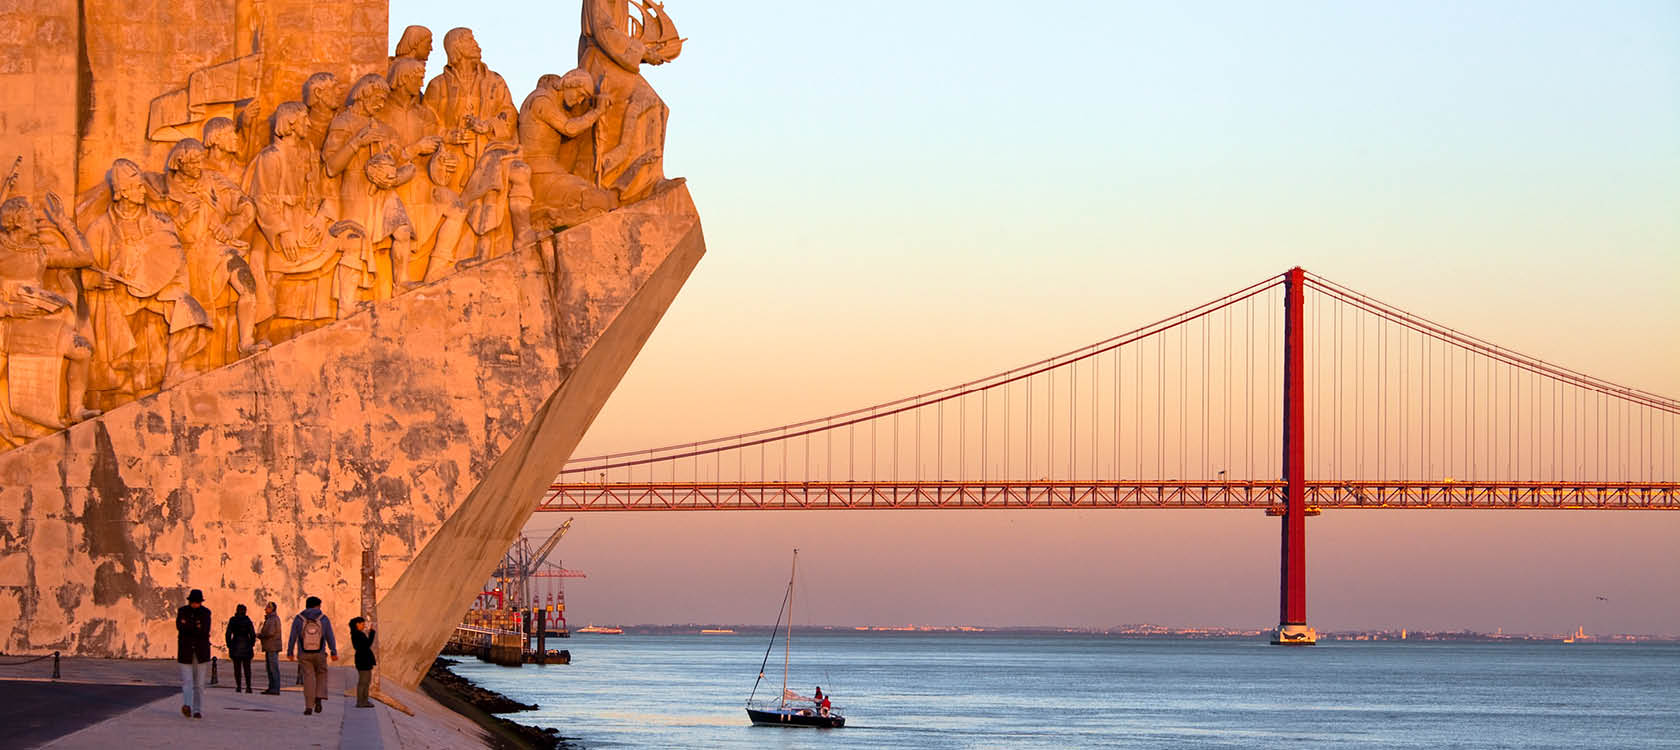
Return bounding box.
[0,193,98,446]
[82,159,212,410]
[0,2,687,451]
[520,71,616,230]
[325,74,418,312]
[154,139,264,366]
[580,0,683,204]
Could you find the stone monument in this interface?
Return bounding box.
[0,0,701,689]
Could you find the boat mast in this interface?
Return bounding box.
[782,548,796,709]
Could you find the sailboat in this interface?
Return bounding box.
[745,549,846,728]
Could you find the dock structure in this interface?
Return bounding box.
[443,625,527,668]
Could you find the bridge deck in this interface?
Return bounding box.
[540,480,1680,512]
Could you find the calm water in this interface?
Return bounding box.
[448,635,1680,749]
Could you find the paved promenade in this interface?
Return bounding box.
[0,658,492,749]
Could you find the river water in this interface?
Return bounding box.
[446,634,1680,749]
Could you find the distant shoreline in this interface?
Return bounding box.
[565,625,1680,643]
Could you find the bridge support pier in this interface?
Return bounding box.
[1273,267,1316,646]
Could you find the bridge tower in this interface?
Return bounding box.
[1272,267,1318,645]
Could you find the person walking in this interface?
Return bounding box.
[286,596,338,715]
[224,604,256,693]
[258,602,284,694]
[175,589,212,719]
[349,617,377,708]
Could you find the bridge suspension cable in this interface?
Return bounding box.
[547,268,1678,512]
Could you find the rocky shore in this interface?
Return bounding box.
[421,658,575,750]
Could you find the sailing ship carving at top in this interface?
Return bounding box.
[0,1,684,451]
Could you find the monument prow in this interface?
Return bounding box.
[0,1,701,687]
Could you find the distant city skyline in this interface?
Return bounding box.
[391,0,1679,633]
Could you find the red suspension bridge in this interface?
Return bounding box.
[541,268,1680,643]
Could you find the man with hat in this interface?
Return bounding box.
[176,588,213,719]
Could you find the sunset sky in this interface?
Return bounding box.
[392,0,1680,633]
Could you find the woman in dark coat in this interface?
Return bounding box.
[349,616,377,708]
[224,604,257,693]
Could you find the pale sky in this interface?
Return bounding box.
[391,1,1680,634]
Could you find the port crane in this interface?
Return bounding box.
[484,519,586,631]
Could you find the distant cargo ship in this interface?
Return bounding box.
[577,625,624,634]
[701,629,736,634]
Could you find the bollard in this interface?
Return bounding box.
[210,656,219,685]
[52,651,60,679]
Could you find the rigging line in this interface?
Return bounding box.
[748,569,795,705]
[1305,276,1680,413]
[567,277,1285,468]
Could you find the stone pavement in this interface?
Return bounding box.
[0,658,493,749]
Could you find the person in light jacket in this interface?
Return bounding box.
[258,602,284,694]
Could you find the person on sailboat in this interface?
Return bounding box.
[815,686,832,718]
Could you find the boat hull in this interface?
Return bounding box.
[746,707,845,728]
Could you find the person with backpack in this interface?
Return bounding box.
[349,616,377,708]
[223,604,257,693]
[286,596,338,715]
[176,589,212,719]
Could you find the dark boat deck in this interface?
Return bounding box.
[747,705,845,728]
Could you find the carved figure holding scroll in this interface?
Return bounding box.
[519,70,617,231]
[579,0,683,204]
[155,138,263,366]
[325,74,418,310]
[248,102,344,343]
[82,160,212,408]
[0,193,99,443]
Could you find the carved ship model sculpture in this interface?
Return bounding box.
[0,0,702,689]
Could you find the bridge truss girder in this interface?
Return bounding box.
[539,480,1679,512]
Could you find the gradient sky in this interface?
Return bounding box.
[391,1,1680,633]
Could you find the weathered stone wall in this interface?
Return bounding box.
[75,0,387,191]
[0,184,704,684]
[0,0,80,197]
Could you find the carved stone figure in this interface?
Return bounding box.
[0,193,98,444]
[154,139,263,366]
[381,57,468,281]
[202,117,247,187]
[579,0,683,204]
[302,72,348,155]
[325,74,418,310]
[392,25,434,71]
[424,28,518,194]
[81,160,212,408]
[520,70,617,230]
[248,101,343,342]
